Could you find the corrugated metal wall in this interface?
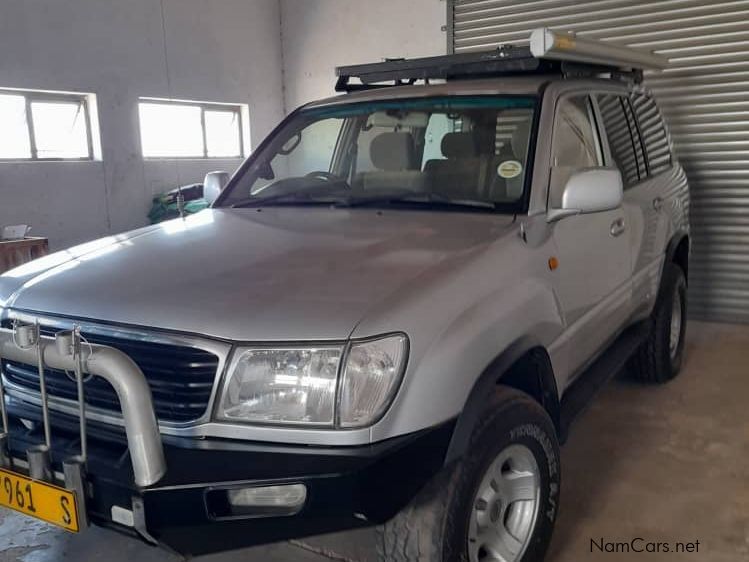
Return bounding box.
[450,0,749,323]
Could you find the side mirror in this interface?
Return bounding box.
[547,168,623,223]
[203,171,230,205]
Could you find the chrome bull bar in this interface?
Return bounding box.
[0,322,167,489]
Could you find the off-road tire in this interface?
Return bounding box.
[376,388,560,562]
[629,263,687,383]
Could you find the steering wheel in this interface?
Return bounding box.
[305,171,342,183]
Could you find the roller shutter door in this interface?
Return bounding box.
[450,0,749,323]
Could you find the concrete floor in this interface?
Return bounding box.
[1,321,747,561]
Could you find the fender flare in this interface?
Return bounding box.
[662,230,690,292]
[443,336,560,465]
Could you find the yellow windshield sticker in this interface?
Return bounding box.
[497,160,523,179]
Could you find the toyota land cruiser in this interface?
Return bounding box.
[0,29,689,562]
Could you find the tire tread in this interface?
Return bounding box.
[377,389,556,562]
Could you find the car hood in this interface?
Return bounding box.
[0,208,515,341]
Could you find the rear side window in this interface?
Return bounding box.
[631,93,672,175]
[597,94,640,187]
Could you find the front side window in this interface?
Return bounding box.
[549,95,602,206]
[218,96,537,212]
[0,89,96,160]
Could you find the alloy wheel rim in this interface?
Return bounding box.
[468,444,541,562]
[669,289,682,359]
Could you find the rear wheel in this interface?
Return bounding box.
[377,388,560,562]
[629,263,687,383]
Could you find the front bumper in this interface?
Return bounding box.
[0,321,454,556]
[5,401,454,556]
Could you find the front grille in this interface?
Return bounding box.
[0,322,219,423]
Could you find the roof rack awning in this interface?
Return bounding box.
[529,28,668,71]
[335,27,668,92]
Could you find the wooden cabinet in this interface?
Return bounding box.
[0,237,49,274]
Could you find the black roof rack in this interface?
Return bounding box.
[335,46,641,93]
[334,28,670,92]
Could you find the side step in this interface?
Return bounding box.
[559,321,649,442]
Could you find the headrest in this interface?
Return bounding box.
[370,132,415,171]
[511,119,531,159]
[441,132,477,159]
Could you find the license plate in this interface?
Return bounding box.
[0,468,79,532]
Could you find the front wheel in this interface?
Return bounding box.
[377,388,561,562]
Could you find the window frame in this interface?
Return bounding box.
[0,88,95,162]
[138,98,246,160]
[621,96,649,182]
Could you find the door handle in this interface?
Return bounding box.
[653,197,663,212]
[610,217,626,237]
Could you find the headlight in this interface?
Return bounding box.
[217,347,342,425]
[216,334,408,428]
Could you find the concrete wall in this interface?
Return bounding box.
[280,0,447,110]
[0,0,284,250]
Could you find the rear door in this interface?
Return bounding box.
[549,94,633,379]
[596,92,672,320]
[628,93,675,317]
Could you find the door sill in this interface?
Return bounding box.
[559,320,649,443]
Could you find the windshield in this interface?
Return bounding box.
[218,96,537,212]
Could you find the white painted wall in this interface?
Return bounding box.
[0,0,285,250]
[1,0,445,250]
[280,0,447,110]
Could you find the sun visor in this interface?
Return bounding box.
[367,111,430,129]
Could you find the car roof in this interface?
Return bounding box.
[304,75,631,109]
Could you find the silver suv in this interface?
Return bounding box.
[0,30,689,562]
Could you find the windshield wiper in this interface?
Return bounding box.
[336,192,497,210]
[231,194,345,208]
[230,188,499,211]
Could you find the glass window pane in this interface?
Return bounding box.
[139,103,203,157]
[598,94,640,187]
[549,96,601,206]
[31,101,89,158]
[0,94,31,159]
[552,97,600,169]
[205,110,241,157]
[254,117,342,193]
[221,97,537,206]
[420,113,454,167]
[631,93,672,176]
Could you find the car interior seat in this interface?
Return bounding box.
[355,131,426,192]
[424,132,483,200]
